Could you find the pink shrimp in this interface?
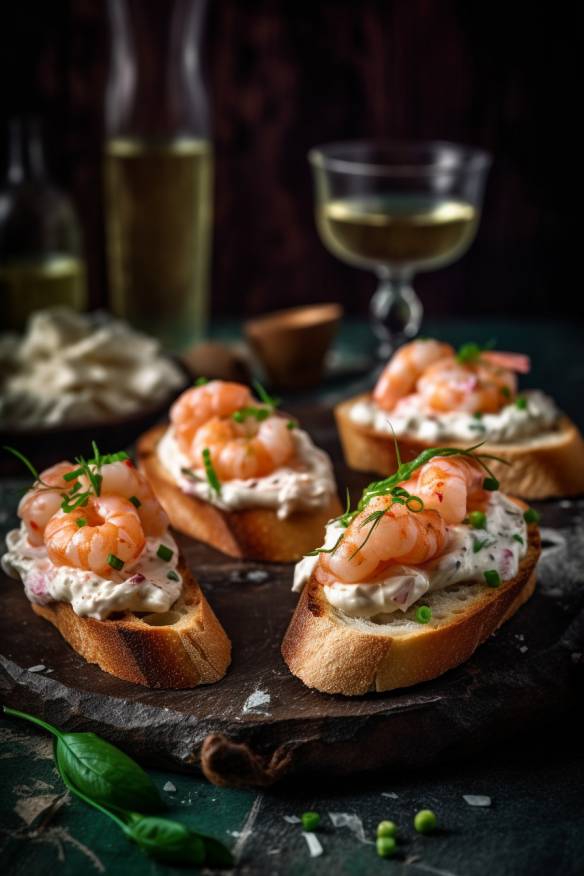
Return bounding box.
[417,358,517,414]
[44,496,145,577]
[79,458,168,536]
[411,456,487,524]
[373,339,455,411]
[170,381,253,459]
[318,496,447,585]
[18,461,76,546]
[192,414,294,480]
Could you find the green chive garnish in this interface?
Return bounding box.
[473,537,491,553]
[195,376,208,386]
[232,410,245,423]
[301,812,320,832]
[156,544,173,562]
[76,518,87,528]
[287,420,297,430]
[415,605,432,624]
[512,533,524,544]
[515,396,527,410]
[484,569,501,588]
[252,379,280,410]
[63,468,83,482]
[202,448,221,495]
[472,411,483,420]
[167,570,180,582]
[107,553,124,571]
[483,477,499,491]
[523,508,540,524]
[500,386,511,399]
[129,495,141,508]
[467,510,487,529]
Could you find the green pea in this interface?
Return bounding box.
[377,820,397,838]
[414,809,437,834]
[376,836,397,858]
[301,811,320,832]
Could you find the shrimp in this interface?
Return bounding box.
[18,461,75,546]
[318,496,447,584]
[373,339,454,411]
[79,458,168,536]
[171,381,253,458]
[192,414,294,480]
[417,359,517,414]
[44,496,145,577]
[412,456,487,524]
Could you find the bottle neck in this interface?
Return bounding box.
[106,0,209,142]
[6,119,46,184]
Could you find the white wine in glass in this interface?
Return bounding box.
[310,142,491,357]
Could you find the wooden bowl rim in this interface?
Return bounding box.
[245,303,343,337]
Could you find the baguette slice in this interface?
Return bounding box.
[282,523,540,696]
[335,393,584,499]
[31,561,231,688]
[137,424,342,562]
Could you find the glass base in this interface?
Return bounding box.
[369,269,423,359]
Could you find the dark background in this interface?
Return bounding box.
[0,0,578,321]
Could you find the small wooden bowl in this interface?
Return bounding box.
[245,303,343,390]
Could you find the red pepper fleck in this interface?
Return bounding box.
[125,459,134,468]
[30,521,39,530]
[436,492,444,502]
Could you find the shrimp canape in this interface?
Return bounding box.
[137,380,341,561]
[2,445,231,688]
[282,444,541,695]
[335,339,584,498]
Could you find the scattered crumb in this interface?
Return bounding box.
[283,815,301,824]
[163,781,176,793]
[242,688,271,715]
[560,500,572,509]
[519,645,528,654]
[381,791,399,799]
[268,849,281,855]
[246,570,269,583]
[514,633,525,641]
[27,664,46,673]
[303,832,323,857]
[463,795,492,807]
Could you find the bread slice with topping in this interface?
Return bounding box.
[32,561,231,688]
[335,393,584,499]
[138,424,342,562]
[281,522,540,695]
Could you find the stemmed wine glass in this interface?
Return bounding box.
[309,140,491,358]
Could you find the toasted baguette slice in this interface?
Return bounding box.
[282,523,540,696]
[31,561,231,688]
[335,393,584,499]
[137,424,342,562]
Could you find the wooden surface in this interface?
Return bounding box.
[1,406,582,789]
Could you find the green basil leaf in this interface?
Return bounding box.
[125,816,205,865]
[57,733,162,812]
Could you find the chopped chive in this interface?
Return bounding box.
[76,518,87,528]
[467,510,487,529]
[472,411,483,420]
[483,476,499,491]
[195,376,208,386]
[156,544,173,562]
[523,508,540,524]
[456,342,482,364]
[500,386,511,399]
[3,446,41,483]
[301,812,320,832]
[512,533,524,544]
[107,553,124,571]
[286,420,297,430]
[167,570,180,582]
[63,468,83,482]
[128,495,141,508]
[252,379,280,410]
[415,605,432,624]
[484,569,501,588]
[473,537,491,553]
[232,406,271,423]
[515,396,527,410]
[232,410,245,423]
[202,448,221,495]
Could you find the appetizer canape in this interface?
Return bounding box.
[138,380,341,562]
[335,339,584,498]
[282,444,541,695]
[2,446,230,688]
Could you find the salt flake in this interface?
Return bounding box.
[27,665,46,673]
[381,791,399,799]
[463,795,492,807]
[283,815,301,824]
[163,781,176,792]
[303,832,323,857]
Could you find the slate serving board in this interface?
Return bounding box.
[1,407,582,788]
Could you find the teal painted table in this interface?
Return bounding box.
[1,319,583,875]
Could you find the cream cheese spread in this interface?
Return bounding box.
[349,390,559,444]
[2,526,183,621]
[158,426,336,519]
[293,492,528,619]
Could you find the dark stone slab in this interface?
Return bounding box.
[1,407,582,788]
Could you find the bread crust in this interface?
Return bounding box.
[31,561,231,688]
[335,393,584,499]
[137,425,342,562]
[281,524,540,695]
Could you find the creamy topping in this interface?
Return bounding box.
[0,307,184,428]
[2,526,183,621]
[158,426,336,519]
[293,492,528,619]
[349,390,559,444]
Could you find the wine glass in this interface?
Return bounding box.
[309,140,491,358]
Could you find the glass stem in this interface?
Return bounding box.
[369,266,423,359]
